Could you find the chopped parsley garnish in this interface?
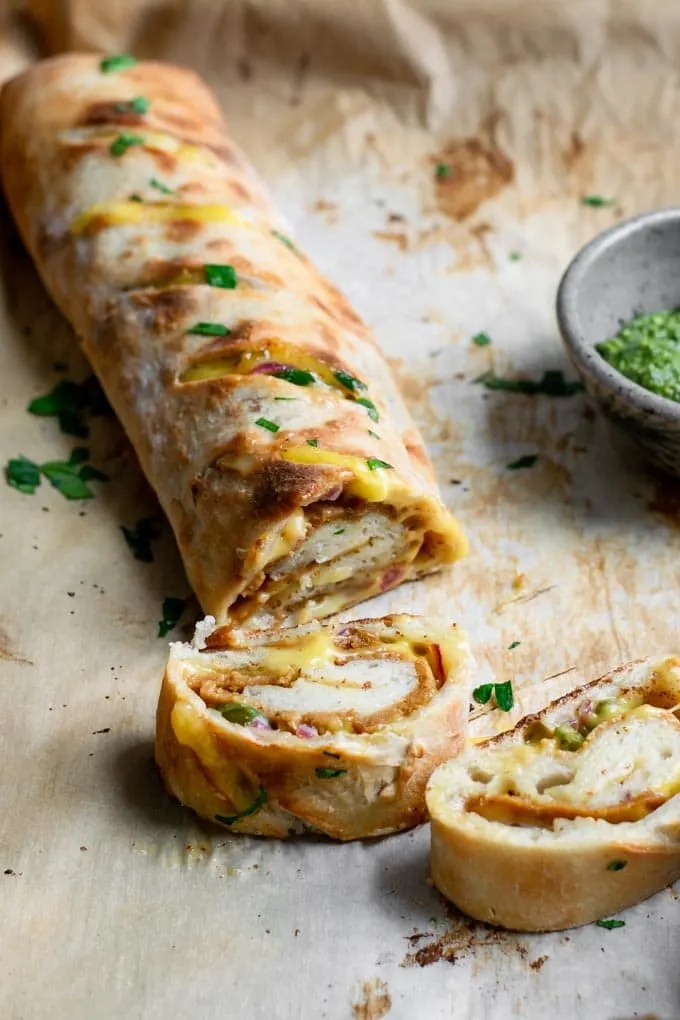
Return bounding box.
[356,396,379,422]
[100,55,137,74]
[203,264,237,289]
[475,370,584,397]
[274,397,297,401]
[507,454,539,470]
[219,703,268,726]
[110,133,145,157]
[187,322,230,337]
[129,194,143,202]
[508,251,522,261]
[307,438,319,447]
[435,162,452,179]
[315,767,347,779]
[334,369,367,393]
[508,640,521,650]
[215,785,267,825]
[494,680,514,712]
[114,96,151,115]
[255,418,280,433]
[273,368,316,386]
[5,448,107,499]
[472,332,491,347]
[6,456,40,494]
[158,596,188,638]
[120,516,163,562]
[149,177,174,195]
[27,376,112,435]
[607,860,627,872]
[582,195,615,207]
[334,528,345,535]
[473,681,514,711]
[368,429,381,440]
[367,458,393,471]
[272,229,297,251]
[596,919,625,929]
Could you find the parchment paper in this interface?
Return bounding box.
[1,2,679,1017]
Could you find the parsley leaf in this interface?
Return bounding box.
[367,458,393,471]
[203,264,237,289]
[158,596,188,638]
[472,332,491,347]
[473,681,514,711]
[110,133,145,157]
[334,528,345,535]
[28,377,112,437]
[120,516,163,562]
[315,767,347,779]
[494,680,514,712]
[100,55,137,74]
[435,162,452,179]
[334,369,367,393]
[215,785,267,825]
[255,418,280,433]
[475,370,584,397]
[368,429,381,440]
[607,860,627,872]
[508,251,522,261]
[507,454,539,470]
[273,368,316,386]
[114,96,151,115]
[356,396,379,422]
[6,456,40,494]
[472,684,493,705]
[582,195,615,207]
[41,461,95,500]
[272,229,297,251]
[149,177,175,196]
[508,640,521,650]
[307,438,319,447]
[596,919,625,930]
[187,322,230,337]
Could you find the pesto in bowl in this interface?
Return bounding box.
[597,309,680,403]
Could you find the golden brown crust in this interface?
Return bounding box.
[0,53,466,626]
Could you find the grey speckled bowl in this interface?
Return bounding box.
[557,207,680,478]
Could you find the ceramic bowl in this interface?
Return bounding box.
[556,207,680,478]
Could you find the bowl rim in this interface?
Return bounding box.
[556,205,680,423]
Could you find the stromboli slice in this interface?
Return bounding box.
[426,656,680,932]
[156,614,475,840]
[0,55,466,627]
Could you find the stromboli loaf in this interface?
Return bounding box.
[426,656,680,931]
[0,54,466,627]
[156,614,475,840]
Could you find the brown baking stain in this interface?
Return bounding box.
[401,910,526,968]
[351,978,391,1020]
[562,130,586,172]
[373,230,408,251]
[530,955,549,971]
[0,624,31,665]
[434,139,514,221]
[648,476,680,530]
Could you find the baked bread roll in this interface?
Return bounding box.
[427,656,680,931]
[156,614,475,840]
[0,54,466,628]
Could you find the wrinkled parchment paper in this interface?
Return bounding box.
[1,2,679,1017]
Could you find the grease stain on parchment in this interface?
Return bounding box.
[0,623,31,665]
[351,978,391,1020]
[401,910,528,968]
[434,137,514,221]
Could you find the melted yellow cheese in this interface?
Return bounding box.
[263,631,339,673]
[281,446,394,502]
[182,341,339,386]
[70,201,246,234]
[259,511,307,567]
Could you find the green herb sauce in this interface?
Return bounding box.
[596,308,680,402]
